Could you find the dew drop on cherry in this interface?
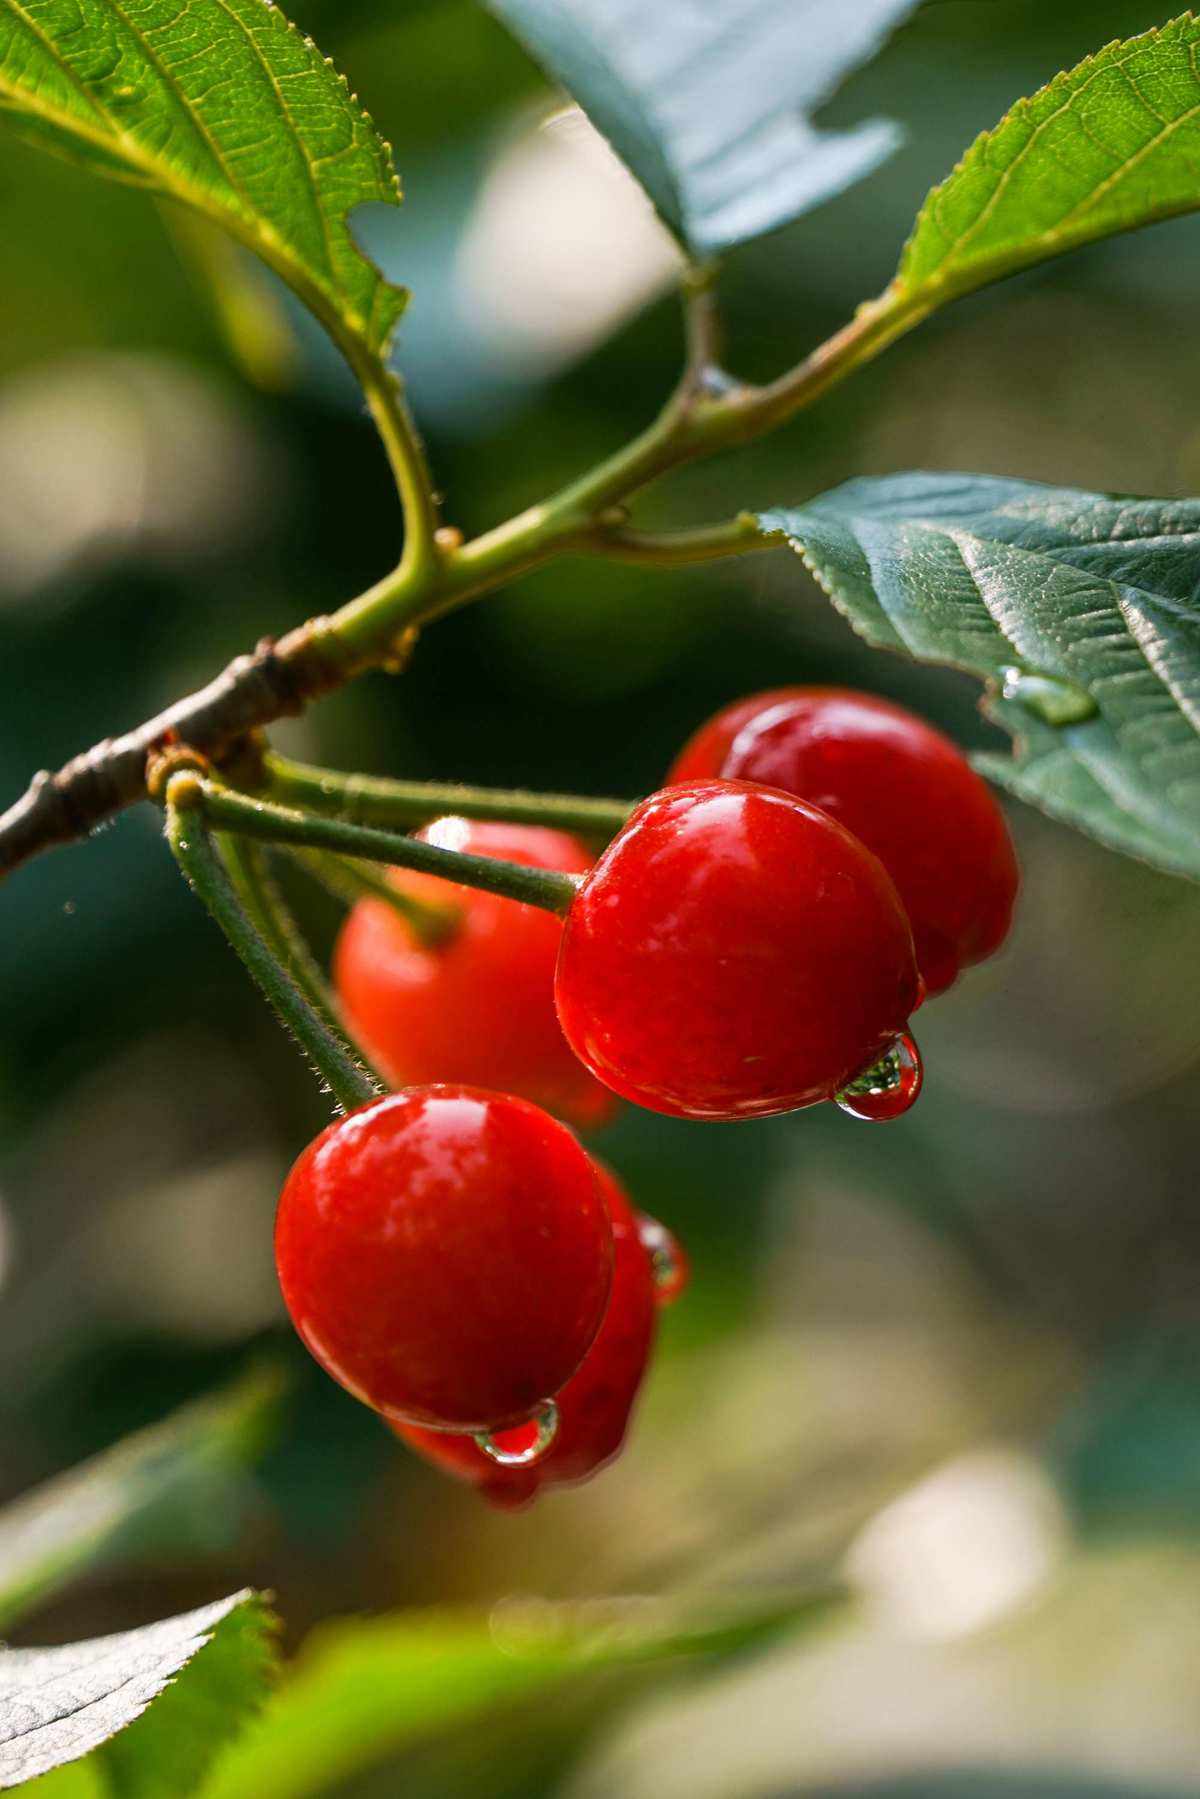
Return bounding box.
[473,1398,559,1467]
[637,1215,689,1306]
[835,1032,923,1122]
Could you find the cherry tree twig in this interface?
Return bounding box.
[0,280,922,883]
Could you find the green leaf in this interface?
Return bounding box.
[0,1363,287,1630]
[200,1587,839,1799]
[483,0,922,258]
[895,13,1200,316]
[761,475,1200,880]
[0,1590,276,1793]
[0,0,405,362]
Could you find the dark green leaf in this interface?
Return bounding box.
[201,1586,839,1799]
[0,0,405,360]
[0,1591,275,1793]
[0,1363,287,1630]
[483,0,921,258]
[895,14,1200,317]
[761,475,1200,880]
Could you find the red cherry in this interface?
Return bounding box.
[394,1161,660,1507]
[554,780,920,1121]
[334,819,617,1130]
[274,1086,614,1430]
[670,688,1018,995]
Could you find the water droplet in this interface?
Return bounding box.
[473,1399,558,1467]
[637,1215,689,1306]
[835,1032,923,1122]
[999,667,1097,727]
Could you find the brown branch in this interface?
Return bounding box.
[0,618,348,879]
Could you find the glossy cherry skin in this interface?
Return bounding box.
[274,1086,613,1431]
[334,819,617,1131]
[554,780,921,1121]
[394,1161,659,1508]
[670,688,1018,995]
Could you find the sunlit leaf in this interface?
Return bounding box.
[0,1591,275,1793]
[0,1363,286,1630]
[483,0,921,258]
[0,0,405,361]
[762,475,1200,880]
[201,1586,839,1799]
[894,14,1200,318]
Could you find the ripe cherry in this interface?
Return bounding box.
[334,819,617,1130]
[274,1085,613,1431]
[669,688,1018,995]
[394,1161,663,1507]
[554,780,921,1121]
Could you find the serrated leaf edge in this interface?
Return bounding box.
[759,501,1200,882]
[0,0,406,363]
[894,11,1200,305]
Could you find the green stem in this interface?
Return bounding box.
[218,833,352,1034]
[347,344,441,586]
[696,284,928,447]
[182,778,582,915]
[329,360,705,654]
[326,286,923,654]
[165,778,382,1113]
[262,752,635,841]
[681,261,725,383]
[589,512,772,567]
[287,846,461,948]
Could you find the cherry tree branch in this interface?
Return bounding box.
[0,621,351,876]
[0,282,923,884]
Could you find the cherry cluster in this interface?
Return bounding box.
[275,689,1017,1505]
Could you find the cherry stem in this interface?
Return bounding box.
[286,845,461,948]
[165,777,383,1114]
[217,833,357,1038]
[262,752,635,842]
[175,777,583,915]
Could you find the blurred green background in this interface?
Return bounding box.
[5,0,1200,1793]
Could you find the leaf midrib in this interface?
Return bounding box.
[924,43,1135,276]
[101,0,303,262]
[206,0,341,292]
[905,19,1200,302]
